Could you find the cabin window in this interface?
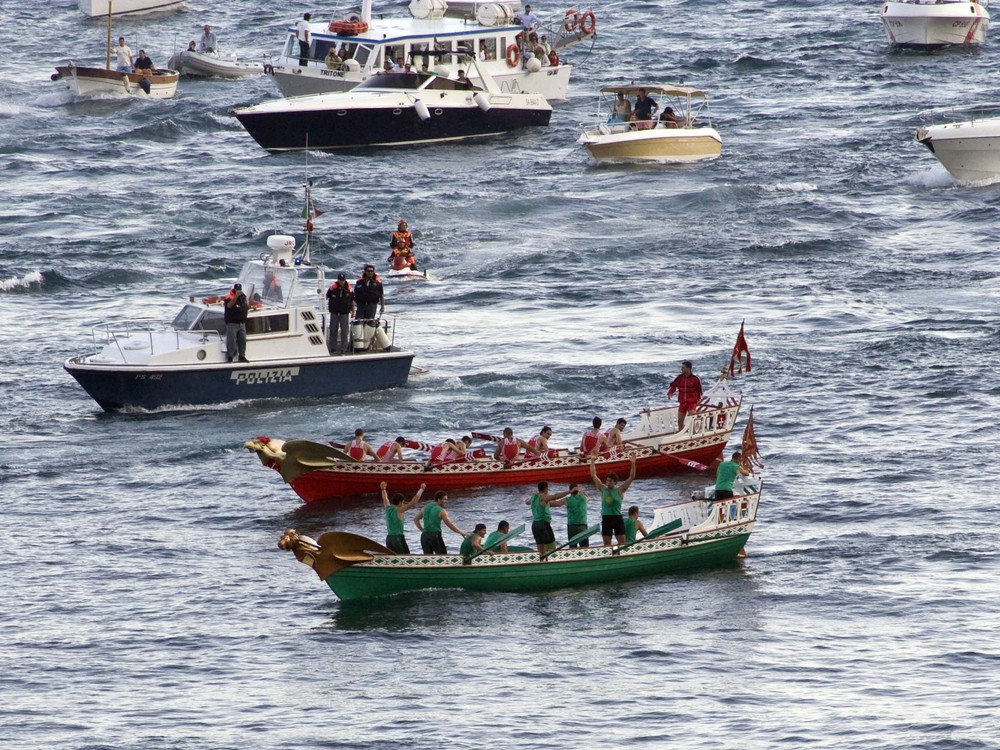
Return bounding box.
[196,310,226,335]
[172,304,202,331]
[479,38,497,61]
[385,44,404,68]
[352,43,372,65]
[247,314,290,335]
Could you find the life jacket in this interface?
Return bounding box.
[376,441,396,461]
[500,437,520,462]
[581,427,601,454]
[347,438,367,461]
[391,231,412,252]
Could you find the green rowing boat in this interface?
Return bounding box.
[278,482,762,601]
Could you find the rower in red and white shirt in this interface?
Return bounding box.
[580,417,604,456]
[376,436,407,462]
[347,428,381,461]
[493,427,533,463]
[525,426,553,459]
[429,436,472,464]
[602,418,628,456]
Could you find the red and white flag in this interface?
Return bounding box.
[740,408,763,474]
[729,321,752,377]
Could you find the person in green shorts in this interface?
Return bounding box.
[526,480,571,559]
[565,483,591,548]
[591,455,637,547]
[714,450,750,501]
[624,505,649,544]
[380,480,424,554]
[413,490,466,554]
[459,523,488,564]
[483,520,511,554]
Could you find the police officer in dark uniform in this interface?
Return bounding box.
[224,283,249,362]
[354,265,384,320]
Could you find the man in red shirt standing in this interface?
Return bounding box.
[667,360,703,431]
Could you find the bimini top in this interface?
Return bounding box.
[600,84,708,98]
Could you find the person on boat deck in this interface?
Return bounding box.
[659,106,684,129]
[611,92,632,123]
[133,50,153,73]
[580,417,604,457]
[354,265,384,320]
[526,480,571,559]
[602,418,628,455]
[262,270,283,303]
[187,41,197,52]
[324,47,342,69]
[376,436,407,462]
[326,273,354,354]
[538,34,551,55]
[456,69,470,87]
[518,4,542,29]
[667,360,703,431]
[224,283,249,363]
[347,428,381,461]
[115,37,134,73]
[714,450,750,501]
[296,13,311,66]
[566,483,591,548]
[414,491,466,554]
[381,480,424,554]
[198,25,217,54]
[460,524,488,564]
[526,426,554,458]
[590,455,637,547]
[624,505,649,544]
[483,520,511,554]
[631,89,658,131]
[493,427,534,463]
[389,220,416,269]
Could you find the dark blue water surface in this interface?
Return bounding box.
[2,0,999,748]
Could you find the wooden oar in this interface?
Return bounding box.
[467,524,525,561]
[541,523,600,560]
[615,518,683,553]
[660,451,709,471]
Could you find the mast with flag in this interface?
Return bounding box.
[739,407,763,476]
[726,320,752,378]
[299,178,323,264]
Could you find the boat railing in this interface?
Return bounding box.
[916,101,1000,125]
[88,320,222,357]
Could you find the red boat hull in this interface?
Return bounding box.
[286,440,727,502]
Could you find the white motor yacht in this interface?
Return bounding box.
[880,0,990,47]
[916,107,1000,181]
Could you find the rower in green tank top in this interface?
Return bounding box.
[483,520,511,553]
[590,455,637,547]
[380,480,425,554]
[459,524,488,563]
[565,483,591,548]
[526,480,570,559]
[624,505,649,544]
[413,490,466,555]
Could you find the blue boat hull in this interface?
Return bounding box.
[64,353,414,410]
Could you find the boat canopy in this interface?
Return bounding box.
[600,84,707,98]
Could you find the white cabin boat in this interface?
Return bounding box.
[79,0,184,17]
[578,85,722,165]
[880,0,990,47]
[916,107,1000,181]
[264,0,597,101]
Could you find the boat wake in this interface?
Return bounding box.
[907,167,959,189]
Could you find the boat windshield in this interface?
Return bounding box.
[357,72,428,90]
[171,304,202,330]
[238,264,298,309]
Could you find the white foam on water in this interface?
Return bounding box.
[907,166,955,189]
[0,270,44,292]
[762,181,818,193]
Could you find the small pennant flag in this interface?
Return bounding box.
[740,408,763,474]
[729,321,752,377]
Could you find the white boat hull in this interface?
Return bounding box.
[167,51,265,79]
[78,0,184,16]
[880,1,990,46]
[53,64,179,99]
[916,116,1000,181]
[579,124,723,165]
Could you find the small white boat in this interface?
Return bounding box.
[79,0,185,17]
[578,84,722,165]
[916,108,1000,181]
[52,62,179,99]
[880,0,990,47]
[166,50,265,79]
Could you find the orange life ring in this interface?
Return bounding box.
[201,296,222,305]
[505,43,520,68]
[548,50,559,66]
[328,20,368,35]
[580,11,596,35]
[563,9,579,32]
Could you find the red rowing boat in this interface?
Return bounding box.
[245,378,745,503]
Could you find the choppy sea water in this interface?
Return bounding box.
[2,0,1000,748]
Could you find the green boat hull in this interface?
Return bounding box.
[325,531,751,601]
